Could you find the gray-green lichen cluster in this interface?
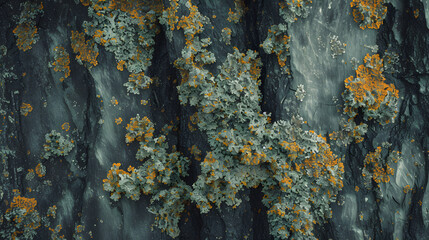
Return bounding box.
[330,35,347,58]
[123,73,153,95]
[0,197,41,240]
[103,114,190,237]
[102,1,343,239]
[83,0,159,93]
[261,0,312,74]
[342,54,399,126]
[12,2,44,52]
[42,130,74,159]
[221,27,232,45]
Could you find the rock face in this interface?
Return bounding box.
[0,0,428,239]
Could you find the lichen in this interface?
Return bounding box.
[50,46,70,82]
[104,115,191,237]
[70,30,99,68]
[83,0,161,92]
[20,103,33,117]
[342,53,399,125]
[350,0,387,30]
[0,193,41,240]
[221,27,232,45]
[42,130,75,159]
[13,2,44,52]
[330,35,346,58]
[362,144,401,192]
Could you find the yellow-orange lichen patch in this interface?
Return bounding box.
[350,0,387,29]
[35,163,46,177]
[52,46,71,82]
[13,2,44,52]
[343,54,399,122]
[20,103,33,116]
[62,122,70,131]
[70,30,99,67]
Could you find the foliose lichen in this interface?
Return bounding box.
[350,0,387,30]
[42,130,75,159]
[50,46,71,82]
[13,2,44,52]
[0,192,41,240]
[82,0,161,92]
[342,53,399,125]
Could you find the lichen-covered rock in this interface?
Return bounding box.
[0,0,428,239]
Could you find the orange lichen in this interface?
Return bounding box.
[80,0,91,6]
[20,103,33,116]
[13,2,44,52]
[127,72,153,91]
[117,60,126,71]
[115,117,123,125]
[350,0,387,29]
[75,224,84,233]
[103,163,131,191]
[70,30,99,67]
[303,141,344,188]
[414,9,419,19]
[190,145,202,161]
[52,46,71,82]
[343,54,399,122]
[403,185,412,194]
[188,112,199,131]
[227,0,245,23]
[363,147,395,183]
[47,205,57,218]
[125,115,154,143]
[163,0,179,31]
[13,23,38,52]
[9,196,36,214]
[35,163,46,177]
[5,195,40,239]
[176,1,208,44]
[62,122,70,131]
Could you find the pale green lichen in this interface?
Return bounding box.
[42,130,74,159]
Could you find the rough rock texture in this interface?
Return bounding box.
[0,0,428,239]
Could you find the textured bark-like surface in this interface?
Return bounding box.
[0,0,428,239]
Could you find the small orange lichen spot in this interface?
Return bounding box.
[62,122,70,131]
[212,15,216,18]
[418,200,422,206]
[403,185,411,194]
[80,0,91,6]
[190,145,202,161]
[35,163,46,177]
[411,139,415,143]
[355,186,359,192]
[76,224,84,233]
[110,97,119,106]
[141,100,148,105]
[20,102,33,116]
[115,117,123,125]
[414,9,419,19]
[22,72,27,77]
[117,60,126,71]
